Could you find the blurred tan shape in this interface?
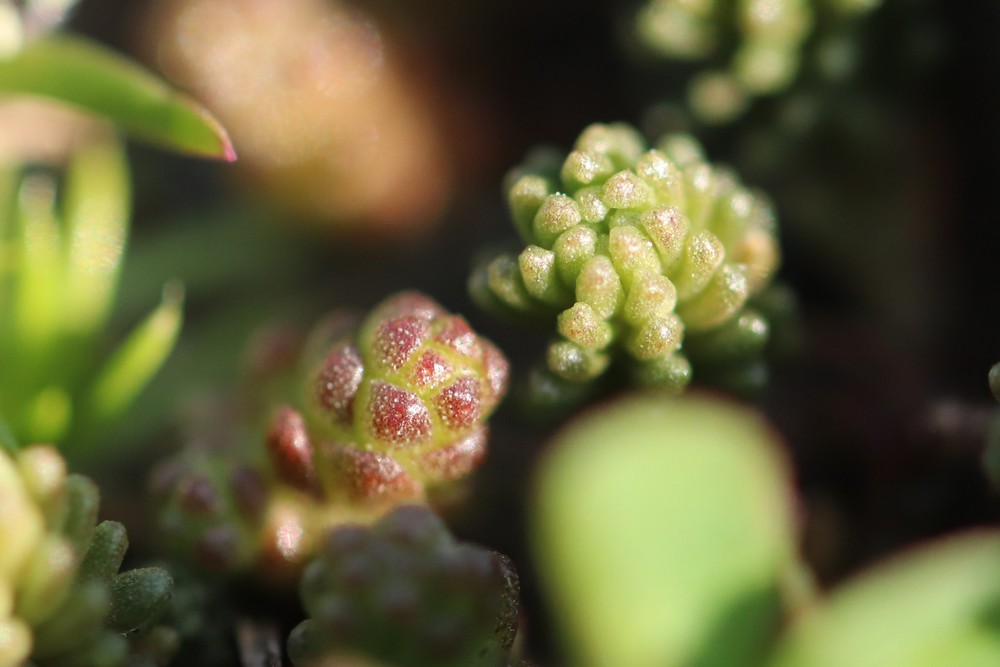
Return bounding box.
[0,99,104,166]
[142,0,454,240]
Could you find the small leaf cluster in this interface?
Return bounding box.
[298,292,509,505]
[0,444,174,667]
[634,0,882,123]
[471,122,780,400]
[150,292,510,580]
[288,505,521,667]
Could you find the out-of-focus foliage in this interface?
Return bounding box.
[0,0,237,457]
[768,532,1000,667]
[534,392,1000,667]
[633,0,882,123]
[532,393,801,667]
[1,0,232,161]
[0,137,182,456]
[0,444,175,667]
[0,36,234,160]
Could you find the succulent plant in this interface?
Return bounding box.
[633,0,882,123]
[471,122,780,401]
[287,504,521,667]
[149,437,277,574]
[150,292,509,580]
[287,291,509,506]
[0,444,174,667]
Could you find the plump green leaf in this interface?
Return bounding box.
[106,567,173,634]
[532,393,799,667]
[77,521,128,586]
[768,531,1000,667]
[0,36,235,160]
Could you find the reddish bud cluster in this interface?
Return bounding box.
[265,292,508,506]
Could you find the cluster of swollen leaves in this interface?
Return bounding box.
[633,0,883,123]
[289,505,523,667]
[0,444,174,667]
[471,122,783,409]
[149,293,525,664]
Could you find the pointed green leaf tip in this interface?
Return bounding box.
[0,36,236,161]
[532,393,799,667]
[768,532,1000,667]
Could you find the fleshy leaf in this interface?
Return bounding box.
[532,393,799,667]
[106,567,173,634]
[768,531,1000,667]
[0,35,235,161]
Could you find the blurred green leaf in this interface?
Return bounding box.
[78,283,183,448]
[532,393,800,667]
[0,417,18,453]
[768,531,1000,667]
[61,138,129,335]
[0,36,235,161]
[106,567,173,634]
[11,171,62,367]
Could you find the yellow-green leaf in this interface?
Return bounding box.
[0,36,235,161]
[769,531,1000,667]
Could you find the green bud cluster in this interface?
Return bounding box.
[150,292,509,581]
[288,505,521,667]
[634,0,881,123]
[0,445,174,667]
[471,122,780,396]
